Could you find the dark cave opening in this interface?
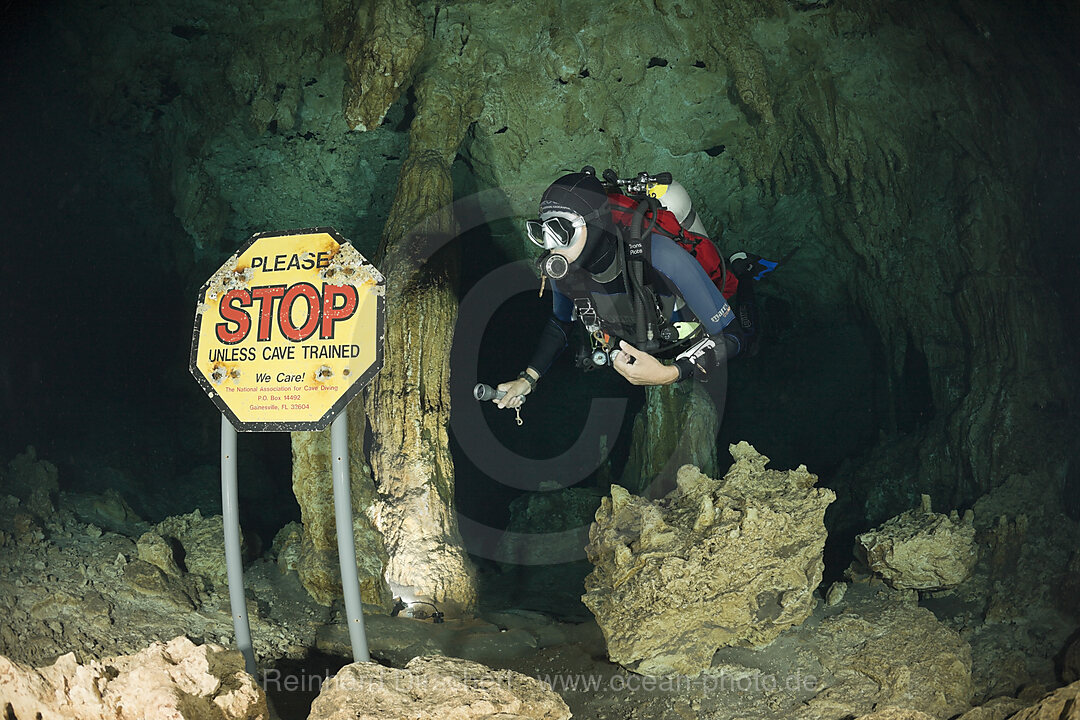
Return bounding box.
[0,16,300,549]
[896,331,935,433]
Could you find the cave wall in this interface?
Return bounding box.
[440,0,1078,506]
[52,0,409,285]
[48,0,1080,567]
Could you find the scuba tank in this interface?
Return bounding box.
[603,170,706,236]
[647,181,708,237]
[553,168,717,368]
[601,169,712,355]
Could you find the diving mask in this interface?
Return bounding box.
[526,212,586,250]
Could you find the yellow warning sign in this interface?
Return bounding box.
[189,227,385,431]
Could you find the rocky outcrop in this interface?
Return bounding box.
[1004,681,1080,720]
[955,697,1030,720]
[62,488,146,537]
[913,472,1080,702]
[307,655,570,720]
[801,585,974,719]
[856,495,977,590]
[1,446,58,503]
[852,710,937,720]
[583,443,834,675]
[1064,635,1080,684]
[290,403,393,609]
[620,382,720,498]
[154,510,236,590]
[334,0,427,132]
[0,474,328,667]
[0,636,267,720]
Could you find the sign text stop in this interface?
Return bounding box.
[190,227,385,431]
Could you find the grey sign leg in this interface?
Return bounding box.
[221,415,257,675]
[331,412,371,663]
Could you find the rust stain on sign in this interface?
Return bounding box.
[197,257,255,314]
[321,242,386,293]
[190,227,386,432]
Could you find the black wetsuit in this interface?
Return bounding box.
[528,232,751,379]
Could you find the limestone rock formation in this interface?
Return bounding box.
[916,473,1080,701]
[337,0,427,132]
[801,585,974,719]
[852,710,937,720]
[0,477,327,667]
[0,636,267,720]
[307,655,570,720]
[61,488,146,537]
[290,405,393,609]
[583,442,835,675]
[1004,681,1080,720]
[271,520,303,573]
[856,495,977,590]
[965,472,1080,622]
[0,446,58,502]
[620,382,720,497]
[955,697,1030,720]
[1064,635,1080,684]
[155,509,236,589]
[137,530,183,577]
[362,36,487,614]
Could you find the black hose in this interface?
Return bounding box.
[628,198,659,350]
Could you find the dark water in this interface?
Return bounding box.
[4,0,1077,629]
[0,19,883,605]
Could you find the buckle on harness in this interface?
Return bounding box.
[573,298,601,334]
[676,336,717,375]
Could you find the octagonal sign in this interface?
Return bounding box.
[190,227,385,431]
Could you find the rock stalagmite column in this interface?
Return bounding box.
[324,0,426,132]
[290,0,475,612]
[361,40,487,613]
[620,382,719,498]
[290,402,393,609]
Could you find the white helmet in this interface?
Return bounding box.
[647,181,708,237]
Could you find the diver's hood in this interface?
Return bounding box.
[539,171,618,273]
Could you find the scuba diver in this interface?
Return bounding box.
[490,167,776,412]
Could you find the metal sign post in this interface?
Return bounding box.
[331,412,370,661]
[190,228,385,672]
[220,416,256,674]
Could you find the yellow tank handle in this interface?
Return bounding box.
[646,183,669,200]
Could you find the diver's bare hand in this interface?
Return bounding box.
[494,378,531,409]
[612,340,679,386]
